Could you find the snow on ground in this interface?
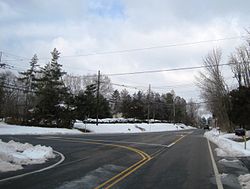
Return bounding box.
[0,139,55,172]
[204,129,250,157]
[74,122,195,134]
[0,122,82,135]
[205,129,250,187]
[238,174,250,189]
[0,120,195,136]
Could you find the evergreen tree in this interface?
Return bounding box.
[75,84,111,120]
[98,94,112,118]
[151,92,164,120]
[120,89,132,118]
[131,91,145,119]
[19,54,39,90]
[18,54,39,123]
[228,86,250,129]
[34,48,71,128]
[81,84,97,118]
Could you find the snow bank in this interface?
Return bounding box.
[204,129,250,157]
[81,118,166,123]
[0,122,82,135]
[238,174,250,189]
[74,122,195,134]
[0,121,195,135]
[0,139,55,172]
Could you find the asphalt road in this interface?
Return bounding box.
[0,129,221,189]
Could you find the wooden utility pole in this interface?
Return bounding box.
[147,84,151,124]
[96,70,100,126]
[173,99,176,125]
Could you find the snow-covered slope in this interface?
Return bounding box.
[0,122,82,135]
[74,122,195,134]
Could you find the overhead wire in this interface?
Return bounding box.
[105,62,235,76]
[1,35,245,62]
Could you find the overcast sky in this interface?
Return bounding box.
[1,0,250,103]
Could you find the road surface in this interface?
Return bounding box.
[0,129,224,189]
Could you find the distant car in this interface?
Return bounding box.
[204,125,210,130]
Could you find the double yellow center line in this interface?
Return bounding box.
[41,135,186,189]
[94,144,151,189]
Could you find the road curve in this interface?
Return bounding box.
[0,129,218,189]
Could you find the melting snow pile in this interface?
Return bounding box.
[0,139,55,172]
[204,129,250,157]
[238,174,250,189]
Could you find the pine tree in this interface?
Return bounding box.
[120,89,132,118]
[131,91,145,119]
[98,94,111,118]
[19,54,39,90]
[35,48,71,128]
[228,86,250,129]
[18,54,39,123]
[75,84,96,119]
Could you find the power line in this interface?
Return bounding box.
[110,82,142,90]
[105,62,234,76]
[1,36,244,61]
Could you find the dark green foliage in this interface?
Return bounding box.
[75,84,97,120]
[18,54,39,90]
[174,96,187,123]
[18,54,39,123]
[228,86,250,129]
[98,95,112,118]
[162,93,174,121]
[118,89,190,124]
[34,48,72,128]
[131,91,146,119]
[120,89,132,118]
[74,84,111,120]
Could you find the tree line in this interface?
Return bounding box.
[0,48,202,128]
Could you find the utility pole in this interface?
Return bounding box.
[96,70,100,126]
[173,98,176,125]
[147,84,151,124]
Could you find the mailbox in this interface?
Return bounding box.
[235,128,246,136]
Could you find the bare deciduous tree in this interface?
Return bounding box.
[196,48,231,131]
[63,74,113,98]
[230,45,250,88]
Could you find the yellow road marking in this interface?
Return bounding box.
[104,158,151,189]
[41,134,186,189]
[44,137,151,189]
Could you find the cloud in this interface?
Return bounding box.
[0,0,249,101]
[0,1,19,21]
